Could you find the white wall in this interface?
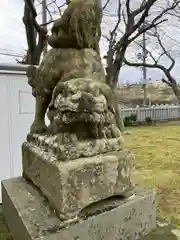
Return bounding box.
[0,71,35,201]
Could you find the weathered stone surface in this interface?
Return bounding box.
[28,48,108,134]
[26,134,124,160]
[0,204,177,240]
[47,77,121,139]
[2,177,156,240]
[22,143,134,221]
[48,0,102,53]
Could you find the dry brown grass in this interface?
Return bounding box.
[124,122,180,227]
[116,85,177,106]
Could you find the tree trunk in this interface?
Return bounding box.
[172,84,180,104]
[105,43,128,134]
[112,44,128,87]
[23,0,47,65]
[164,71,180,104]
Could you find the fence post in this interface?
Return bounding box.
[151,105,155,121]
[136,105,140,122]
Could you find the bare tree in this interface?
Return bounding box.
[23,0,46,65]
[124,28,180,103]
[103,0,180,87]
[22,0,67,65]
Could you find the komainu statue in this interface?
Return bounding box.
[27,0,121,139]
[27,0,104,134]
[23,0,134,223]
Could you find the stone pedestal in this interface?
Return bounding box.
[22,140,134,221]
[2,178,156,240]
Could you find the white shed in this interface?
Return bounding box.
[0,65,35,201]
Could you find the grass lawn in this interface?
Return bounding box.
[1,121,180,239]
[124,122,180,227]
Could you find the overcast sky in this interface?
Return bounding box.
[1,0,180,84]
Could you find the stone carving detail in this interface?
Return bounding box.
[24,0,134,223]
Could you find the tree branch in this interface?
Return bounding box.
[131,0,157,16]
[155,33,175,71]
[41,19,55,27]
[23,0,48,64]
[111,0,121,37]
[25,0,37,17]
[103,0,110,10]
[129,19,167,43]
[128,0,180,43]
[161,77,172,87]
[126,0,131,16]
[24,0,43,33]
[148,28,175,71]
[123,57,175,88]
[134,40,157,63]
[51,1,67,16]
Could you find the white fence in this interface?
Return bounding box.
[120,105,180,122]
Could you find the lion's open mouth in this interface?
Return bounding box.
[47,106,118,139]
[47,78,120,139]
[54,108,115,125]
[54,91,108,113]
[48,90,114,126]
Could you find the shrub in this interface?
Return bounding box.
[145,117,152,124]
[123,116,132,127]
[123,114,137,127]
[130,114,137,122]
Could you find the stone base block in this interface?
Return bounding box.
[22,142,134,220]
[2,177,156,240]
